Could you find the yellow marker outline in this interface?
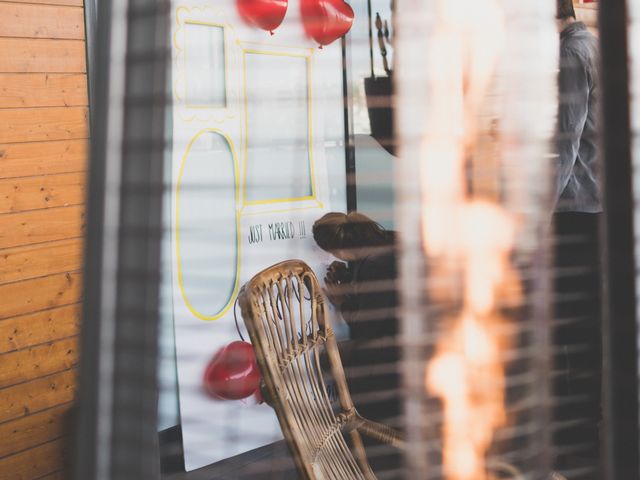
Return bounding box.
[239,45,322,210]
[176,128,241,321]
[172,6,239,123]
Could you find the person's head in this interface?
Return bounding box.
[312,212,394,261]
[556,0,576,31]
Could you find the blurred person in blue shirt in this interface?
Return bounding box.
[555,0,601,212]
[552,1,602,478]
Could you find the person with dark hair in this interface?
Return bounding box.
[313,212,397,340]
[313,212,401,475]
[556,0,576,22]
[312,211,394,255]
[553,1,602,478]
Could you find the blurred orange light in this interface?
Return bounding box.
[420,0,517,478]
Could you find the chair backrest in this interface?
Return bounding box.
[238,260,376,480]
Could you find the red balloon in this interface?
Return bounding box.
[301,0,354,46]
[237,0,288,33]
[203,341,262,401]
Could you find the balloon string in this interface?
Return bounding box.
[233,296,246,342]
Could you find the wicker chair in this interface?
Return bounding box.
[238,260,404,480]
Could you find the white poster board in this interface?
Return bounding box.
[170,0,347,471]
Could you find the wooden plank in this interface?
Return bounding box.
[0,107,88,144]
[0,369,76,424]
[0,438,67,480]
[0,336,78,388]
[0,304,81,354]
[0,73,87,108]
[0,172,85,214]
[0,272,82,321]
[0,404,72,458]
[0,238,83,285]
[37,470,66,480]
[0,38,85,73]
[0,3,84,40]
[2,0,82,6]
[0,205,85,250]
[0,139,87,179]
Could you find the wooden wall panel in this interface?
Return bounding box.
[0,73,88,108]
[0,239,83,284]
[0,38,86,73]
[0,305,80,355]
[0,205,85,250]
[0,173,85,214]
[0,370,76,423]
[0,337,79,389]
[37,471,67,480]
[0,3,84,40]
[8,0,82,6]
[0,140,87,179]
[0,0,88,477]
[0,272,82,320]
[0,107,89,144]
[0,404,72,458]
[0,439,68,480]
